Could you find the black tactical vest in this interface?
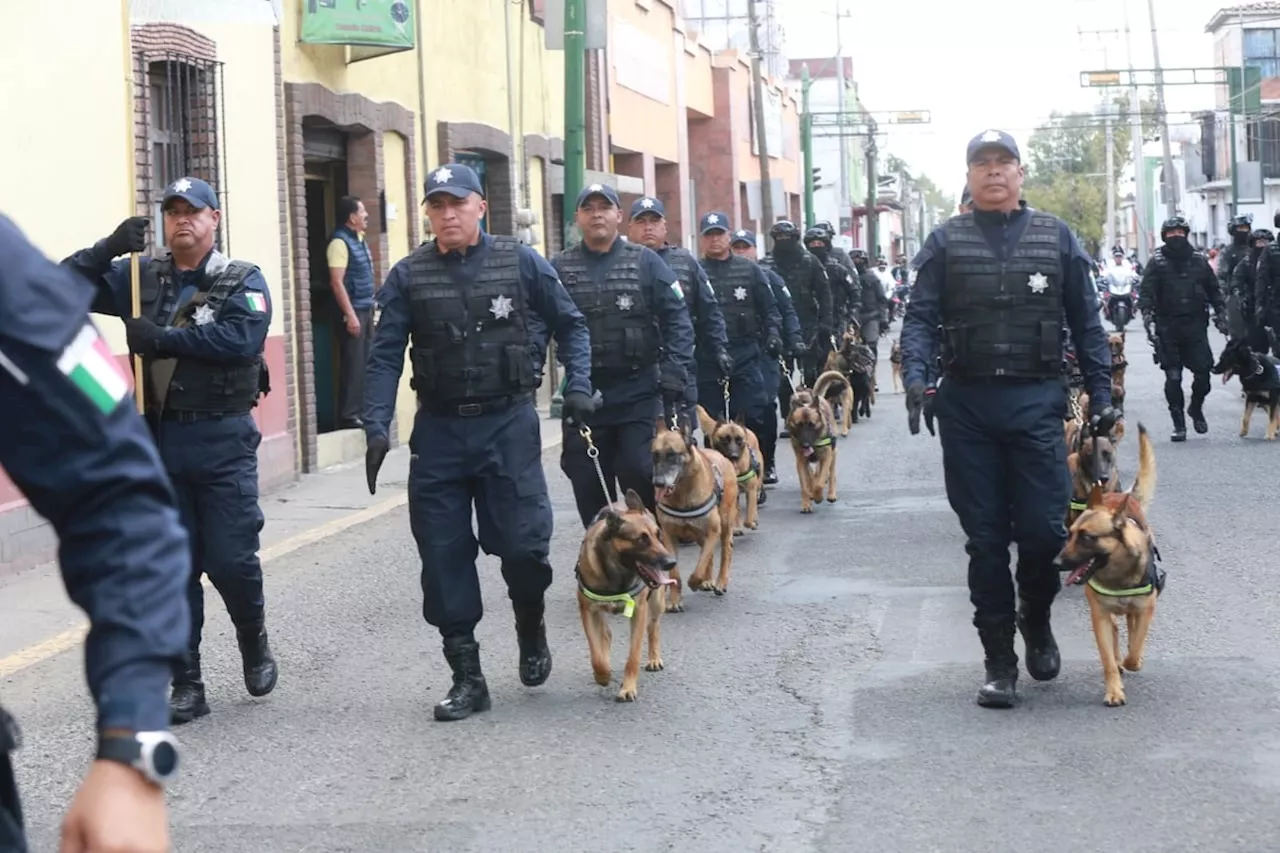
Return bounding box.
[139,252,265,414]
[404,236,537,402]
[704,255,759,343]
[661,246,702,326]
[766,254,820,329]
[941,212,1064,380]
[554,240,657,379]
[1150,249,1211,319]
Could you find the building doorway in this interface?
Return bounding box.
[455,151,490,233]
[303,121,349,435]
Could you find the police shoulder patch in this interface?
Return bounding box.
[670,280,685,298]
[781,285,792,298]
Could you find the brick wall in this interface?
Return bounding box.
[272,29,299,475]
[283,82,418,470]
[437,122,515,236]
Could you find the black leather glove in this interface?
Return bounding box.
[1089,405,1119,438]
[104,216,149,258]
[365,434,390,495]
[765,335,783,358]
[922,385,937,437]
[659,364,687,399]
[790,341,808,358]
[1213,312,1229,336]
[124,316,163,357]
[906,380,925,435]
[715,350,734,379]
[561,390,599,425]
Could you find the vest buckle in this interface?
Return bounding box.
[457,403,483,417]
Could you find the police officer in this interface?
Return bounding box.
[698,212,782,444]
[852,248,889,372]
[363,163,593,721]
[902,130,1117,709]
[1138,216,1229,441]
[1253,214,1280,357]
[763,221,830,417]
[64,177,278,724]
[1232,226,1275,355]
[626,195,732,424]
[1218,213,1253,324]
[552,183,695,526]
[1,213,189,853]
[731,228,802,485]
[813,219,860,283]
[804,225,859,335]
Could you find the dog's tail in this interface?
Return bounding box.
[695,404,718,438]
[812,369,848,400]
[1129,423,1157,511]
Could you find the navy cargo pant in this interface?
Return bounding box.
[561,410,657,528]
[934,379,1069,629]
[409,401,553,638]
[759,355,782,471]
[698,350,770,459]
[0,709,25,853]
[155,413,266,654]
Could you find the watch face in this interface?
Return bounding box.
[151,740,179,778]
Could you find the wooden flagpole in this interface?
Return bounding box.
[122,0,145,413]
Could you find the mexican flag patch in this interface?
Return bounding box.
[245,291,268,313]
[56,322,131,415]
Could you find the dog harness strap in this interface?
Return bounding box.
[1069,498,1088,512]
[575,568,645,619]
[658,465,723,519]
[1088,538,1165,597]
[737,447,761,484]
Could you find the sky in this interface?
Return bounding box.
[777,0,1240,196]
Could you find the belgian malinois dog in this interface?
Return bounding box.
[695,404,762,534]
[651,419,740,606]
[1109,332,1128,413]
[785,385,838,512]
[576,489,678,702]
[815,358,854,435]
[1064,415,1121,525]
[1055,424,1160,707]
[889,338,903,393]
[1212,337,1280,440]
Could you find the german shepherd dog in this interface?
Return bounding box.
[785,384,838,512]
[577,489,678,702]
[1109,332,1128,413]
[651,419,740,605]
[815,355,855,435]
[833,332,876,422]
[889,338,903,393]
[1055,424,1160,707]
[1063,401,1121,526]
[1211,337,1280,440]
[695,405,762,533]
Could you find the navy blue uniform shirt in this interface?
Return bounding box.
[700,255,782,350]
[0,213,190,733]
[62,244,272,363]
[903,205,1112,408]
[366,233,593,439]
[762,266,803,349]
[657,244,729,357]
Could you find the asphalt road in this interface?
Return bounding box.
[6,319,1280,852]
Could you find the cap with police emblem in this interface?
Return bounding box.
[162,177,219,211]
[425,164,486,199]
[699,211,729,235]
[576,183,620,209]
[966,129,1021,165]
[730,229,756,246]
[630,196,666,219]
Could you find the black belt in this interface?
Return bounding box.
[156,409,248,423]
[944,374,1055,386]
[422,394,530,418]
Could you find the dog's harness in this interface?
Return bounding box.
[1086,540,1166,598]
[736,446,761,485]
[575,566,647,619]
[658,464,724,520]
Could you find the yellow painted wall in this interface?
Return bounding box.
[2,2,131,353]
[607,1,680,162]
[383,131,418,438]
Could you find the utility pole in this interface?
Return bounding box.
[801,64,815,228]
[562,0,586,245]
[1122,0,1150,263]
[1104,103,1116,251]
[864,120,878,256]
[834,0,848,214]
[1146,0,1178,217]
[747,0,775,239]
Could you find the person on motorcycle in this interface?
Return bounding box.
[1100,250,1138,331]
[1138,215,1230,441]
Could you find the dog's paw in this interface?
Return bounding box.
[746,520,758,530]
[711,585,726,596]
[1121,655,1143,672]
[1240,427,1251,438]
[800,504,813,514]
[665,598,685,613]
[645,657,664,672]
[615,686,638,702]
[733,527,745,537]
[592,667,611,687]
[826,495,838,503]
[1103,686,1127,707]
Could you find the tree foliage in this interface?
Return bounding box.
[1021,93,1158,255]
[884,154,954,225]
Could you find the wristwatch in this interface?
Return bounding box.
[96,731,182,787]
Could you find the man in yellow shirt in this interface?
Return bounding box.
[327,196,374,429]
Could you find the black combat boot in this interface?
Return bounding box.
[235,621,278,697]
[1169,408,1187,442]
[764,460,778,485]
[513,600,553,687]
[1016,601,1061,682]
[435,636,491,722]
[975,622,1020,709]
[169,653,210,725]
[1187,399,1208,434]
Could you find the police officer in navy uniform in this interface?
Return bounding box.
[626,195,732,425]
[64,177,278,725]
[731,228,801,487]
[762,221,831,399]
[698,212,782,446]
[1140,215,1229,440]
[902,130,1117,709]
[363,163,593,721]
[552,183,696,526]
[0,213,189,853]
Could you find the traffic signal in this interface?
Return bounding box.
[811,166,824,190]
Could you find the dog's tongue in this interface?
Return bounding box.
[655,570,676,586]
[1064,565,1090,587]
[655,485,675,503]
[802,446,814,457]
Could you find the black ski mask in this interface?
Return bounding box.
[1233,228,1250,246]
[774,237,802,258]
[1163,235,1192,258]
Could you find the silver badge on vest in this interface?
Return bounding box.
[1027,272,1049,294]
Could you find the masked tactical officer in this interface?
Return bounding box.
[1,213,189,853]
[1232,226,1275,354]
[1252,214,1280,357]
[64,177,278,725]
[698,212,782,441]
[902,130,1117,709]
[1138,216,1229,441]
[1219,213,1253,325]
[804,226,860,335]
[731,227,802,485]
[552,183,696,526]
[813,219,859,282]
[363,163,593,721]
[763,221,831,425]
[627,195,732,425]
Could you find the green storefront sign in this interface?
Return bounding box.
[301,0,415,51]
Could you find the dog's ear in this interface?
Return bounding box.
[1113,493,1135,529]
[732,410,746,426]
[654,416,668,433]
[622,488,646,513]
[680,420,696,448]
[603,509,624,536]
[1087,482,1104,508]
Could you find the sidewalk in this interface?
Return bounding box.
[0,413,564,669]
